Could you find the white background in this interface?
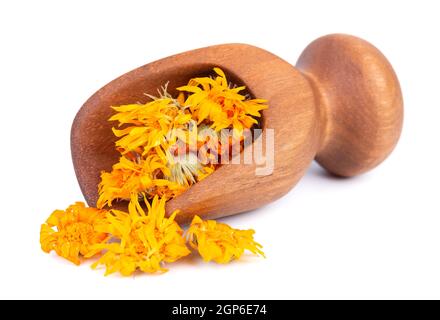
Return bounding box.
[1,0,439,299]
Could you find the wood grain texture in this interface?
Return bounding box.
[297,34,403,176]
[71,34,403,223]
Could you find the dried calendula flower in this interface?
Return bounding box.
[41,67,267,275]
[88,194,190,276]
[97,154,186,208]
[97,68,267,208]
[40,202,108,265]
[109,98,192,156]
[186,215,265,263]
[177,67,268,132]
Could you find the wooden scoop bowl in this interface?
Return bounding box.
[71,34,403,223]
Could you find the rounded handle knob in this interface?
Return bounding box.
[296,34,403,177]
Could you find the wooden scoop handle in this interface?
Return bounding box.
[296,34,403,177]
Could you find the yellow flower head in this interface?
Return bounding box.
[97,68,268,208]
[97,154,186,208]
[89,194,190,276]
[177,67,268,132]
[40,202,108,265]
[187,215,265,264]
[110,98,192,156]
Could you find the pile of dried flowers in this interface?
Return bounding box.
[40,68,267,276]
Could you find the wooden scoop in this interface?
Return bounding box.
[71,34,403,223]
